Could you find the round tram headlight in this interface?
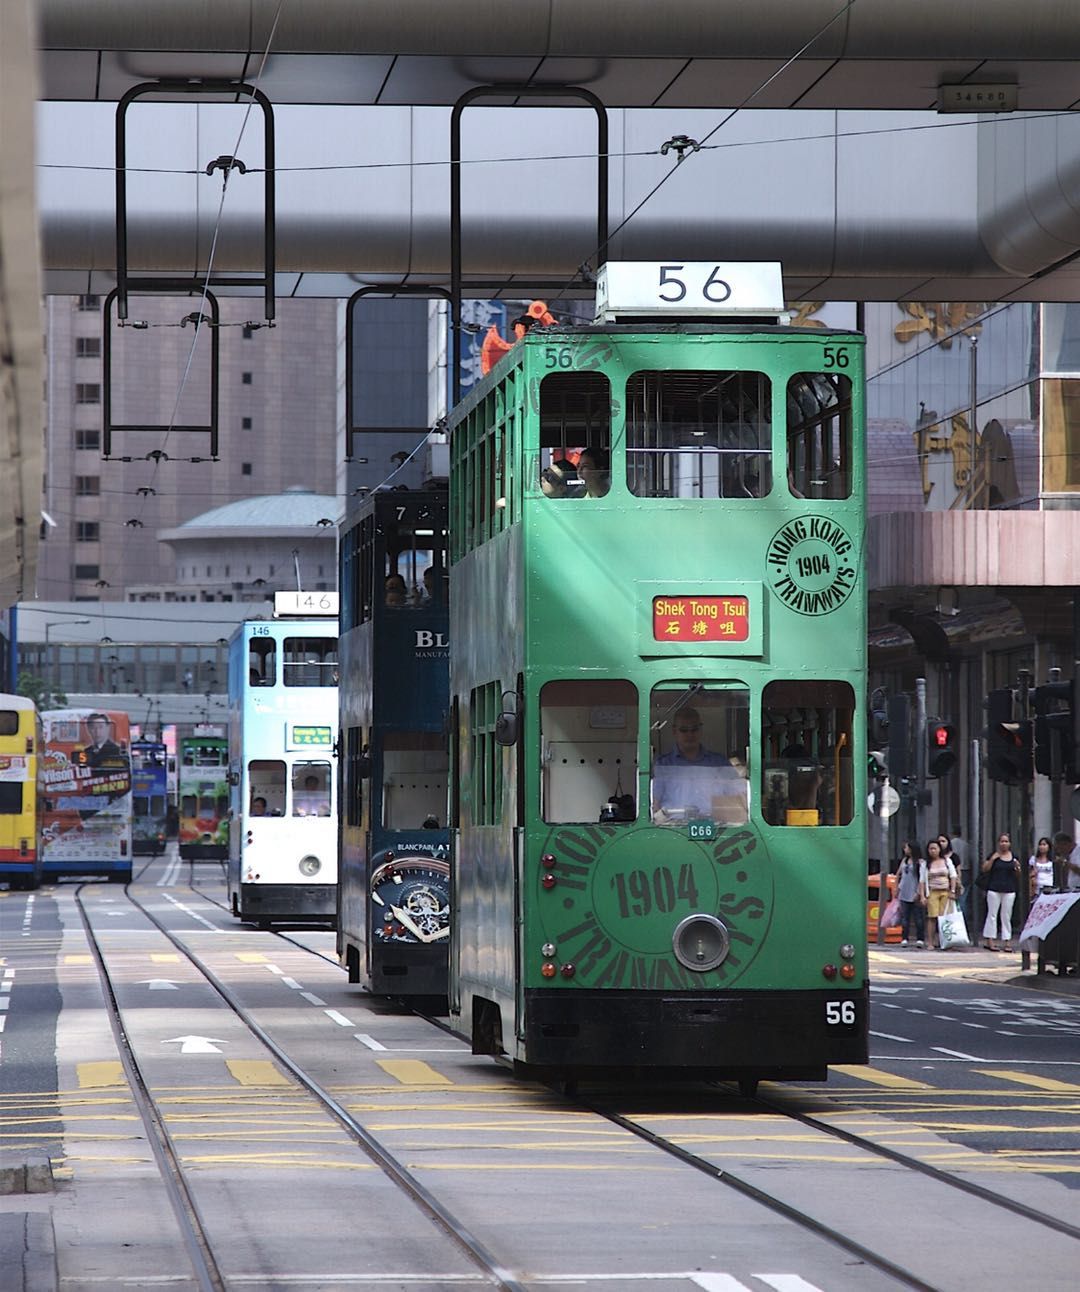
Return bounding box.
[839,943,856,960]
[299,854,321,877]
[672,914,730,972]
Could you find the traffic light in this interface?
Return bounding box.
[926,720,957,777]
[1033,678,1077,782]
[887,693,910,783]
[985,687,1033,784]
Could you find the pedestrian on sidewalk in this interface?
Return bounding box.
[895,840,927,948]
[1029,836,1055,898]
[980,832,1021,951]
[924,837,958,950]
[1053,830,1080,891]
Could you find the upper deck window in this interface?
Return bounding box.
[249,638,276,687]
[539,372,611,500]
[384,511,449,610]
[283,638,339,687]
[626,370,772,499]
[787,373,853,500]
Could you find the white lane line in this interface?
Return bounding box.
[300,992,327,1006]
[265,964,284,975]
[0,1016,7,1031]
[156,855,182,886]
[161,892,220,931]
[756,1277,826,1292]
[0,998,10,1010]
[869,1031,912,1043]
[281,977,303,989]
[324,1009,353,1027]
[355,1033,387,1050]
[932,1047,982,1060]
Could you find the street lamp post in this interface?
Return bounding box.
[41,619,90,708]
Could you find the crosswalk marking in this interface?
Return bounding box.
[78,1061,124,1088]
[225,1060,292,1087]
[376,1058,453,1086]
[975,1069,1080,1093]
[831,1065,933,1089]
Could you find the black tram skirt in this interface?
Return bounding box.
[521,986,869,1077]
[239,882,336,923]
[371,944,448,999]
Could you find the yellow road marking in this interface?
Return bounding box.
[63,955,92,965]
[225,1060,292,1087]
[235,953,269,963]
[77,1062,124,1089]
[151,953,180,963]
[832,1065,933,1090]
[376,1059,453,1086]
[976,1070,1080,1093]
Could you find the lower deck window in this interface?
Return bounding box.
[249,759,285,817]
[650,684,749,826]
[540,679,638,824]
[382,732,447,830]
[761,680,854,826]
[292,761,331,816]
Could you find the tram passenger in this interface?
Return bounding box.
[294,773,330,817]
[651,706,745,825]
[540,459,577,499]
[385,574,408,607]
[577,446,610,498]
[250,796,267,816]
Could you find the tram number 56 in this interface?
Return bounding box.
[658,264,731,304]
[825,1000,857,1026]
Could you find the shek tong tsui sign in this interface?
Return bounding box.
[653,595,749,643]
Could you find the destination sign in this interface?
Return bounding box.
[291,725,332,746]
[653,595,749,642]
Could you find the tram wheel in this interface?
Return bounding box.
[738,1077,759,1099]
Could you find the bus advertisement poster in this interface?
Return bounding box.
[42,712,132,863]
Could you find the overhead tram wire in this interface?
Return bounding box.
[126,0,291,524]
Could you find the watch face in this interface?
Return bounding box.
[370,854,451,945]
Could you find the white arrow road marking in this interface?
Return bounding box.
[138,980,180,990]
[163,1035,227,1053]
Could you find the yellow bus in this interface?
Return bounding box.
[0,694,43,891]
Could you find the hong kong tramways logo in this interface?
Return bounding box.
[766,515,857,616]
[537,823,772,989]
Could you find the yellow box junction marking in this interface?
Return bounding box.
[225,1060,292,1087]
[63,955,92,965]
[976,1070,1080,1093]
[151,953,180,963]
[77,1062,124,1089]
[376,1059,453,1086]
[235,953,269,963]
[832,1065,933,1090]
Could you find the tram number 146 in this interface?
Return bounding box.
[826,1000,857,1026]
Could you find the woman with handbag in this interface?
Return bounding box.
[895,840,926,948]
[924,837,957,951]
[980,833,1021,951]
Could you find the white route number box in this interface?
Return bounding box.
[595,262,786,322]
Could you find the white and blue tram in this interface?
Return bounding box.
[226,596,339,926]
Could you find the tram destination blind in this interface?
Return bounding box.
[653,595,749,642]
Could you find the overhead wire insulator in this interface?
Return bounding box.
[205,154,248,176]
[660,134,701,163]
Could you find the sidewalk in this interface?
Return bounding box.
[869,938,1080,995]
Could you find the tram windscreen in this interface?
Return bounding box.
[649,684,749,826]
[248,759,285,816]
[760,680,854,826]
[292,761,331,816]
[626,370,772,499]
[540,680,638,824]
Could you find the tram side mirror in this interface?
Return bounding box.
[494,689,521,747]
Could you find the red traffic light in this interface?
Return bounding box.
[927,720,957,777]
[931,724,952,747]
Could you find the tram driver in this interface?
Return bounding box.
[651,706,746,825]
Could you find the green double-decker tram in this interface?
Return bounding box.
[448,263,869,1086]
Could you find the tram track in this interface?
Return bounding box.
[162,863,1080,1288]
[77,876,526,1292]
